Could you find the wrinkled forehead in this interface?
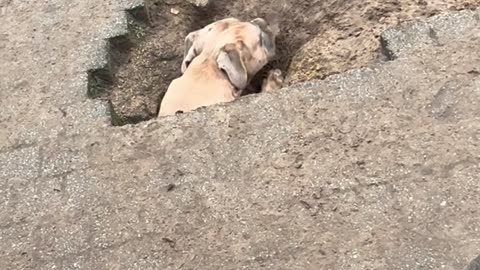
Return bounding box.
[216,22,262,48]
[203,18,241,34]
[194,18,243,48]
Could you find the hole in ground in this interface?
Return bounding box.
[93,0,478,126]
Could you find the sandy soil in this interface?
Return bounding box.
[106,0,479,124]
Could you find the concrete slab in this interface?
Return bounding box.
[0,2,479,269]
[380,9,480,59]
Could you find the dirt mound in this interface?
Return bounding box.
[104,0,478,125]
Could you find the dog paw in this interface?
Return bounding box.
[261,69,284,92]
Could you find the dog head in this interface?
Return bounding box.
[181,17,278,76]
[181,18,241,73]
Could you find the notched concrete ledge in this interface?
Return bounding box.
[85,2,149,126]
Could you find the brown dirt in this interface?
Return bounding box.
[286,0,479,83]
[107,0,479,124]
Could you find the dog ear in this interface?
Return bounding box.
[250,18,277,60]
[181,30,200,73]
[216,42,249,91]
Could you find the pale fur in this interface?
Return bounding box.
[158,18,283,117]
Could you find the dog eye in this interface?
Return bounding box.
[220,68,228,77]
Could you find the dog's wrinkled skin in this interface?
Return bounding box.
[181,18,241,74]
[159,17,282,117]
[181,17,277,74]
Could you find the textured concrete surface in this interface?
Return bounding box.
[465,255,480,270]
[1,1,479,269]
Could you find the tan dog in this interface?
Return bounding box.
[158,18,283,117]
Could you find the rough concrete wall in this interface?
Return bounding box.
[0,1,479,269]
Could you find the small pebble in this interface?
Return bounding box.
[170,8,179,15]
